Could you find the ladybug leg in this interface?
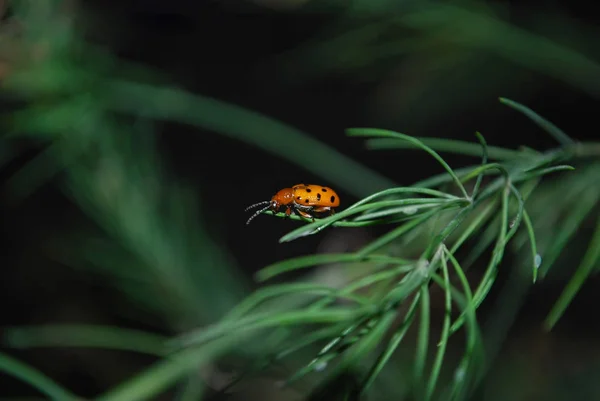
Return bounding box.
[312,206,333,215]
[284,206,292,219]
[296,208,315,222]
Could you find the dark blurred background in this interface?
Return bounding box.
[1,0,600,400]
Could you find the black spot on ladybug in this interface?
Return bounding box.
[305,199,310,204]
[317,193,321,201]
[330,195,336,203]
[322,188,328,192]
[306,188,312,193]
[297,196,302,200]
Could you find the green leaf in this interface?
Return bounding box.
[171,307,372,350]
[515,165,575,182]
[365,136,522,160]
[462,208,501,268]
[360,294,421,394]
[3,324,167,356]
[413,285,431,399]
[441,248,484,399]
[352,200,457,222]
[425,255,452,401]
[522,210,540,283]
[96,337,236,401]
[284,317,372,386]
[256,253,413,282]
[223,282,371,322]
[450,184,510,334]
[499,97,575,146]
[0,351,79,401]
[449,199,499,255]
[356,210,440,257]
[105,80,395,198]
[422,205,474,261]
[347,128,470,199]
[338,310,398,370]
[341,263,418,294]
[413,164,489,190]
[545,216,600,330]
[278,199,453,243]
[175,373,205,401]
[471,132,490,199]
[538,186,599,278]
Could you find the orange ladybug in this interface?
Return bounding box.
[245,184,340,225]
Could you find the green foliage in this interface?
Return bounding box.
[274,1,600,130]
[2,1,600,401]
[0,351,79,401]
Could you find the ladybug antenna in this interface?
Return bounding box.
[244,200,270,212]
[246,204,271,225]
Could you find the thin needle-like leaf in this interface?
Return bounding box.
[442,248,483,400]
[450,184,509,334]
[522,210,540,283]
[223,283,370,322]
[357,210,440,257]
[96,337,237,401]
[413,285,431,399]
[3,324,167,356]
[338,310,398,370]
[171,307,372,350]
[462,211,501,268]
[545,216,600,330]
[255,253,412,282]
[347,128,470,199]
[279,199,453,243]
[106,81,396,198]
[499,97,575,146]
[450,199,498,255]
[472,132,489,199]
[360,294,421,394]
[0,351,79,401]
[425,253,452,401]
[538,186,599,278]
[365,137,522,160]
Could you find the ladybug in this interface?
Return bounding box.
[245,184,341,225]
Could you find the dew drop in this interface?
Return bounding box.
[534,254,542,269]
[314,361,328,372]
[403,206,418,215]
[454,366,466,382]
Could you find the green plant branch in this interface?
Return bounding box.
[425,253,452,401]
[170,306,375,350]
[499,97,575,146]
[347,128,470,199]
[255,252,414,282]
[471,132,489,200]
[3,324,168,356]
[104,80,396,198]
[360,293,421,394]
[3,2,596,400]
[545,215,600,330]
[0,351,80,401]
[413,284,431,399]
[365,137,523,160]
[522,210,540,283]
